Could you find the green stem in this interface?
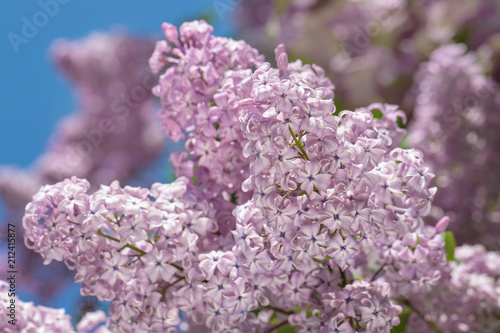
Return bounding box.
[97,228,147,256]
[124,243,146,256]
[160,276,185,295]
[97,229,184,273]
[97,228,120,242]
[289,126,310,161]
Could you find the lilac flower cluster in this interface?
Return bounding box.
[408,44,500,249]
[0,280,109,332]
[239,44,432,249]
[149,21,265,235]
[404,244,500,333]
[0,32,163,210]
[235,0,500,254]
[20,21,476,333]
[23,176,205,331]
[373,219,449,297]
[226,43,437,331]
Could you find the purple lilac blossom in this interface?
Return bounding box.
[408,44,500,249]
[236,0,500,252]
[404,244,500,332]
[149,20,264,235]
[20,21,486,333]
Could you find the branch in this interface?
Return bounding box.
[160,276,185,295]
[169,262,184,272]
[370,263,387,281]
[123,243,146,256]
[339,268,347,287]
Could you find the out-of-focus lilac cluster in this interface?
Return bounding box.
[236,0,500,109]
[404,244,500,333]
[0,280,109,332]
[409,44,500,249]
[21,20,500,333]
[0,33,164,210]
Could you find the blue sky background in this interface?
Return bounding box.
[0,0,237,323]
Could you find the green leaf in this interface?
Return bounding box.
[230,192,238,205]
[440,231,456,261]
[371,108,383,119]
[269,314,280,325]
[288,126,310,160]
[391,308,411,333]
[269,315,296,333]
[399,134,409,150]
[277,324,296,333]
[306,303,313,317]
[293,304,312,316]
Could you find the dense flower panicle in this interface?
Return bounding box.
[373,221,449,296]
[409,44,500,249]
[23,176,210,331]
[0,280,110,332]
[0,33,163,210]
[239,44,435,249]
[21,22,436,333]
[20,20,500,333]
[235,0,500,252]
[207,43,437,332]
[150,20,266,236]
[150,20,264,142]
